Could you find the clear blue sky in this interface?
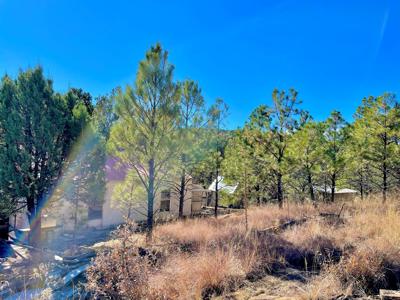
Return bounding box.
[0,0,399,128]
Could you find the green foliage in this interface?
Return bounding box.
[112,171,147,218]
[286,121,325,201]
[189,99,229,187]
[246,88,303,206]
[109,43,180,232]
[176,79,206,175]
[0,67,104,244]
[0,75,22,219]
[351,93,400,200]
[222,129,258,206]
[320,111,350,201]
[0,67,68,244]
[92,89,119,141]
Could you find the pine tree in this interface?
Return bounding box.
[322,111,349,202]
[353,93,400,202]
[288,121,325,203]
[207,98,228,218]
[175,80,205,218]
[109,44,180,238]
[247,89,302,207]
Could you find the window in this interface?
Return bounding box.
[160,190,171,212]
[88,205,103,220]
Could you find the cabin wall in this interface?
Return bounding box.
[334,193,357,202]
[11,176,197,236]
[167,178,193,217]
[101,181,126,227]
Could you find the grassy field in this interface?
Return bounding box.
[87,196,400,299]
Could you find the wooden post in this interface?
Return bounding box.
[244,168,248,232]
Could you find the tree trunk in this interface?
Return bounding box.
[277,173,283,208]
[307,172,315,202]
[0,219,9,240]
[331,173,336,202]
[244,169,248,231]
[178,169,185,219]
[214,168,219,218]
[255,184,261,206]
[383,162,387,203]
[383,132,388,203]
[27,195,42,246]
[147,158,155,240]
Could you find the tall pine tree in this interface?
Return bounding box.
[109,44,180,238]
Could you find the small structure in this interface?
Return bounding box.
[208,176,238,194]
[334,188,359,201]
[315,187,359,201]
[204,176,238,206]
[191,183,211,211]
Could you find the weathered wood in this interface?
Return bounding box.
[380,289,400,299]
[256,217,309,235]
[318,203,345,219]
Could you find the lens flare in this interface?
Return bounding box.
[18,124,102,247]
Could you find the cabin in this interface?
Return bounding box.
[10,156,210,239]
[315,187,359,201]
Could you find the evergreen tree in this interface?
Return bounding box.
[345,122,373,199]
[222,130,256,205]
[353,93,400,202]
[0,67,67,245]
[247,89,302,207]
[92,89,119,141]
[206,98,228,217]
[0,75,23,239]
[321,111,349,202]
[222,130,255,229]
[288,121,325,202]
[174,80,205,218]
[109,44,180,238]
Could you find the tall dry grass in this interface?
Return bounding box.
[296,196,400,298]
[87,196,400,299]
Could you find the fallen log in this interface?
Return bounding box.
[255,210,345,236]
[57,250,96,265]
[318,203,345,219]
[256,217,309,235]
[380,289,400,299]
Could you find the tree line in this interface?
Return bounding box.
[222,90,400,207]
[0,43,399,242]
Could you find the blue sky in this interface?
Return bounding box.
[0,0,399,128]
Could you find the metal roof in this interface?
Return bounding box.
[208,176,238,194]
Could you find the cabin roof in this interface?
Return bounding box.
[208,176,238,194]
[314,186,358,194]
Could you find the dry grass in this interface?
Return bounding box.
[87,196,400,299]
[148,250,244,299]
[295,196,400,298]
